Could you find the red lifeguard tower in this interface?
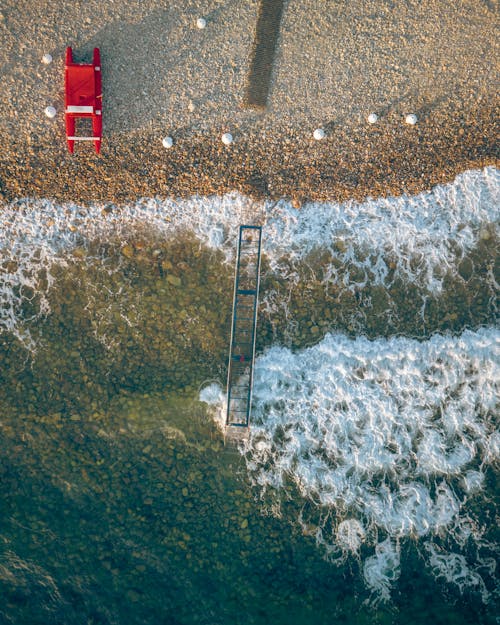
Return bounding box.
[64,47,102,153]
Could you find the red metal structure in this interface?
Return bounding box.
[64,47,102,153]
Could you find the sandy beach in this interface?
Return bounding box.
[0,0,498,205]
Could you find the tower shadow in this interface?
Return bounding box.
[244,0,286,110]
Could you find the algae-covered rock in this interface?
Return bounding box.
[121,245,134,259]
[166,273,182,287]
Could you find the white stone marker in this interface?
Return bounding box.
[162,136,173,148]
[313,128,325,140]
[44,106,57,118]
[196,17,207,29]
[221,133,233,145]
[405,114,418,125]
[367,113,378,124]
[42,53,53,65]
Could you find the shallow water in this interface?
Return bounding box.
[0,168,498,624]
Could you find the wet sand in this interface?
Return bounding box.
[0,0,498,205]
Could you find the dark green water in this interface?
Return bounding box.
[0,232,498,624]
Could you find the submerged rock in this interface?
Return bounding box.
[121,245,134,259]
[166,274,182,287]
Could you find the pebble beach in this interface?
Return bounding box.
[1,0,498,205]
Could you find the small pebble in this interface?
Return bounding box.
[44,106,56,118]
[367,113,378,124]
[41,53,52,65]
[405,114,418,125]
[221,132,233,145]
[162,136,173,148]
[313,128,325,140]
[196,17,207,29]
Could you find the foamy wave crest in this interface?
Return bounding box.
[262,166,499,294]
[1,167,498,344]
[236,327,499,601]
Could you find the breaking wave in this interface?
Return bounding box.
[202,327,499,602]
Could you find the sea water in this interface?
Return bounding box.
[0,167,498,624]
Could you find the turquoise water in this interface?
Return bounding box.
[1,392,496,625]
[0,171,498,624]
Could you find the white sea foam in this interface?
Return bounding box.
[202,326,499,601]
[263,166,499,294]
[424,544,491,603]
[0,167,498,343]
[363,538,401,601]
